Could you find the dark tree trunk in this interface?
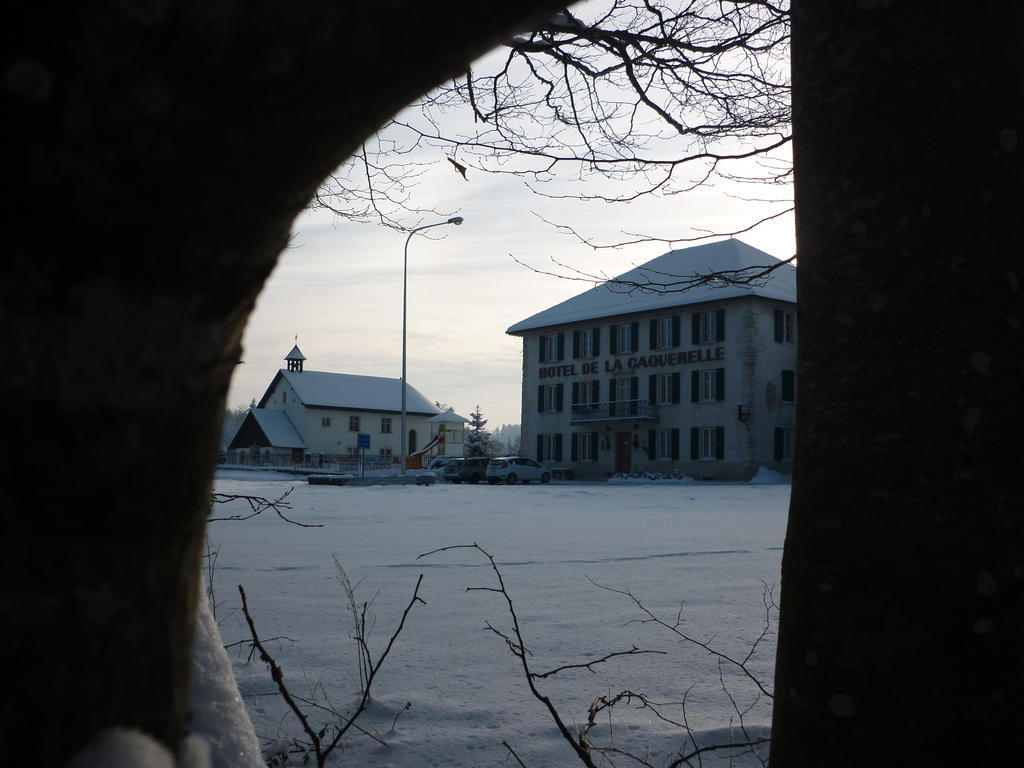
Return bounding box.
[772,3,1024,765]
[1,2,561,763]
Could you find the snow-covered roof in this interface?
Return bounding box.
[285,344,306,361]
[249,408,305,449]
[261,370,439,415]
[428,411,469,423]
[506,238,795,334]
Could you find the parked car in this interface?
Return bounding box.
[429,456,458,471]
[443,456,490,484]
[486,456,550,485]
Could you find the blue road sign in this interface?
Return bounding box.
[357,433,371,450]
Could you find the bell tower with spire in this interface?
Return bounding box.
[285,337,305,372]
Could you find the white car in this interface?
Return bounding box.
[486,457,550,485]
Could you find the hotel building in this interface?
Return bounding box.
[506,239,796,481]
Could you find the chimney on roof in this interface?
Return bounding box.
[285,344,305,372]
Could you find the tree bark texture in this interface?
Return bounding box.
[1,1,561,763]
[772,3,1024,765]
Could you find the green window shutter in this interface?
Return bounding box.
[572,330,581,359]
[629,376,638,415]
[672,372,681,404]
[690,427,699,460]
[774,427,784,461]
[554,434,563,462]
[539,335,547,363]
[715,427,725,459]
[647,429,656,460]
[592,327,601,356]
[557,333,565,361]
[609,324,619,354]
[648,374,657,403]
[608,379,617,416]
[774,309,784,343]
[591,380,600,404]
[537,434,544,461]
[630,322,639,352]
[691,312,701,345]
[537,385,544,413]
[671,428,680,460]
[571,381,579,405]
[716,368,726,402]
[672,315,681,348]
[649,319,658,348]
[571,432,579,462]
[556,383,564,412]
[782,370,796,402]
[691,370,700,403]
[716,309,726,342]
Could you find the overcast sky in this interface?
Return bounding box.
[227,29,794,429]
[228,170,793,428]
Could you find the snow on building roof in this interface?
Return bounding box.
[506,238,796,334]
[285,344,306,361]
[428,411,469,423]
[250,408,306,449]
[265,370,439,415]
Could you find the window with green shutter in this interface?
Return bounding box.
[580,327,597,358]
[774,309,795,343]
[781,370,796,403]
[693,427,723,460]
[697,369,724,402]
[655,428,680,460]
[775,427,795,461]
[693,309,725,345]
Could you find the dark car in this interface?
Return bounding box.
[443,456,490,484]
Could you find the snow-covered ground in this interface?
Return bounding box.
[207,470,790,767]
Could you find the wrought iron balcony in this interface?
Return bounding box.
[570,400,658,424]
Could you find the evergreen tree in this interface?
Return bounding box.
[464,405,494,457]
[220,404,250,451]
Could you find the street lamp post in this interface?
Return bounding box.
[401,216,464,475]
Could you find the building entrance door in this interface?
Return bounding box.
[615,431,632,474]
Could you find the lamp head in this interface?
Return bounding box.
[448,216,464,226]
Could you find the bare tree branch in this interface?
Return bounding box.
[419,543,774,767]
[238,573,426,768]
[588,577,774,700]
[209,488,322,528]
[314,1,792,245]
